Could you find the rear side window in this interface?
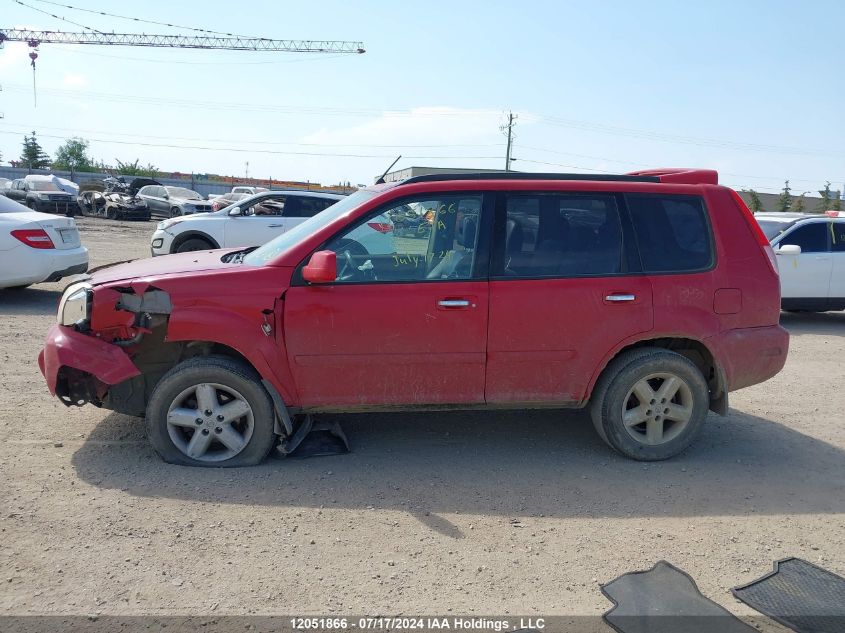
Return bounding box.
[831,222,845,252]
[626,194,712,273]
[500,193,623,277]
[780,222,828,253]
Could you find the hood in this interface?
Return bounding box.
[88,249,240,286]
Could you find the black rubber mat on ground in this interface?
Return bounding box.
[732,558,845,633]
[601,561,755,633]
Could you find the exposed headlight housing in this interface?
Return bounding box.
[58,282,93,327]
[38,193,51,200]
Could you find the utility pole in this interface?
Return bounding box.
[501,111,517,172]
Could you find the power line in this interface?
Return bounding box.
[12,0,103,33]
[0,129,505,160]
[0,122,504,149]
[27,0,265,39]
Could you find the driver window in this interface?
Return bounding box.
[244,196,286,216]
[323,194,482,283]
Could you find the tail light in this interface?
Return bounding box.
[728,190,778,275]
[11,228,55,249]
[367,222,393,234]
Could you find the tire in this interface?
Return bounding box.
[174,237,213,254]
[589,348,709,461]
[170,207,181,218]
[106,207,118,220]
[146,355,277,467]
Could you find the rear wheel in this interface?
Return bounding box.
[146,356,276,467]
[590,348,709,461]
[175,237,213,253]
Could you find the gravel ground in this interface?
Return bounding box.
[1,217,843,628]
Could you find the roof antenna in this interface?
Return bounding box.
[375,155,401,184]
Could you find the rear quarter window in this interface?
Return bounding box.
[626,194,713,273]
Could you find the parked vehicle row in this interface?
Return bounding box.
[39,169,788,468]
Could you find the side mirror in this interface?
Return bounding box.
[228,206,242,216]
[162,191,169,199]
[302,250,337,284]
[777,244,802,256]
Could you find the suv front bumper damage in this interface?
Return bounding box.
[38,324,140,405]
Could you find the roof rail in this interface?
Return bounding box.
[626,168,719,185]
[399,172,660,185]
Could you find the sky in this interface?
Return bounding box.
[0,0,844,194]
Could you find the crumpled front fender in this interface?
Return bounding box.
[39,324,141,395]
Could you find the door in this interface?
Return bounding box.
[486,192,653,404]
[7,181,26,203]
[225,194,290,247]
[775,221,832,307]
[828,220,845,308]
[284,192,491,408]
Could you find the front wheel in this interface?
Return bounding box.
[175,238,212,254]
[589,348,709,461]
[170,207,181,218]
[146,356,277,467]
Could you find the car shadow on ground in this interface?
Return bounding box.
[72,406,845,534]
[780,310,845,337]
[0,287,61,316]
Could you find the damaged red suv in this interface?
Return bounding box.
[39,170,788,466]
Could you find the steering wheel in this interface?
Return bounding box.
[337,250,356,280]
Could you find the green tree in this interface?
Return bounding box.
[818,181,832,212]
[833,196,842,212]
[19,131,51,170]
[52,137,95,176]
[776,180,792,213]
[793,193,806,213]
[115,158,159,177]
[745,189,764,213]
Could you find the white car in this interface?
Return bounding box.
[150,190,344,255]
[756,211,845,311]
[231,186,269,195]
[0,195,88,289]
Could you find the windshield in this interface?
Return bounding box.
[31,181,62,192]
[757,220,790,241]
[167,187,202,200]
[243,189,376,266]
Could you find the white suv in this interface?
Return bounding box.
[150,190,343,255]
[756,211,845,311]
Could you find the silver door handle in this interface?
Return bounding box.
[438,299,470,308]
[605,294,636,302]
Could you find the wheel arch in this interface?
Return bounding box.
[169,230,220,253]
[585,335,727,415]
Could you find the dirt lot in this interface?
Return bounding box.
[1,217,843,627]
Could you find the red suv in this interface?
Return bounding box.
[39,169,788,466]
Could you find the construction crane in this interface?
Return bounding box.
[0,28,364,105]
[0,29,365,53]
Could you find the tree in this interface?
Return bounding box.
[776,180,792,213]
[793,193,806,213]
[745,189,764,213]
[52,137,95,177]
[818,181,832,212]
[114,158,159,177]
[834,196,842,212]
[19,131,51,170]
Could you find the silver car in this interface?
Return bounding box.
[136,185,213,218]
